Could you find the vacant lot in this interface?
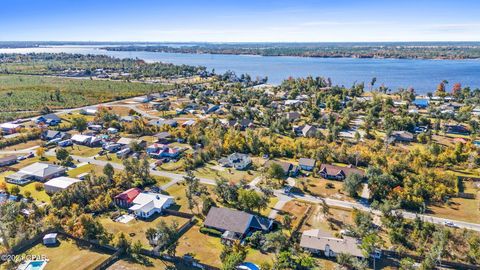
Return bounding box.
[428,181,479,223]
[194,161,258,184]
[21,237,111,270]
[69,145,102,157]
[176,225,223,267]
[107,257,192,270]
[99,214,189,249]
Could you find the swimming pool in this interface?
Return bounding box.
[21,260,47,270]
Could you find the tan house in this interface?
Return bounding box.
[300,229,364,258]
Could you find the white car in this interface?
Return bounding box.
[444,221,456,227]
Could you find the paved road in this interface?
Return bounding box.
[4,148,480,232]
[284,190,480,232]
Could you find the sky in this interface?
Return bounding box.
[1,0,480,42]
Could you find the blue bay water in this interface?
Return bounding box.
[1,46,479,94]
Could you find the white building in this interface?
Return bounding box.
[6,162,66,185]
[128,192,174,219]
[44,177,81,193]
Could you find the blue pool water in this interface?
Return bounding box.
[25,260,47,270]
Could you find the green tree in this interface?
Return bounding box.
[56,148,69,161]
[72,116,88,133]
[103,163,115,180]
[343,173,363,197]
[268,162,285,179]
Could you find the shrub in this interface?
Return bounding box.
[34,182,44,191]
[199,227,222,237]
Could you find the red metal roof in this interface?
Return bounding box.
[115,188,141,203]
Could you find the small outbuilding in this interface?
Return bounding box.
[43,233,58,245]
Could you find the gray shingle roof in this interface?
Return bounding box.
[204,207,253,234]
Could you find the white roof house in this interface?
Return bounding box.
[0,123,21,129]
[17,162,65,181]
[116,137,144,146]
[128,192,174,219]
[71,134,93,144]
[44,177,81,193]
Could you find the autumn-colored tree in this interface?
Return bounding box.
[435,82,446,98]
[452,82,462,97]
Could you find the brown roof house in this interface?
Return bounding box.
[300,229,364,258]
[204,207,273,244]
[387,131,414,144]
[319,164,364,181]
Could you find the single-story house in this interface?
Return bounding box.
[265,160,299,177]
[0,122,21,134]
[116,137,146,148]
[300,229,363,258]
[43,233,58,246]
[147,144,181,159]
[387,131,415,144]
[80,107,98,115]
[128,192,174,219]
[285,112,301,122]
[221,119,254,130]
[181,119,196,127]
[445,125,470,135]
[133,95,154,103]
[6,162,66,185]
[319,164,364,181]
[218,153,252,170]
[298,158,316,171]
[202,104,220,114]
[154,132,172,143]
[41,130,68,141]
[71,134,102,147]
[87,124,103,132]
[204,207,273,242]
[302,125,317,137]
[148,119,178,128]
[0,155,17,167]
[44,176,81,193]
[120,116,138,122]
[115,187,142,208]
[36,114,61,126]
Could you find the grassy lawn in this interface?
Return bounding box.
[159,159,185,172]
[245,249,275,266]
[164,183,219,213]
[302,205,354,234]
[99,214,189,249]
[67,164,105,177]
[275,200,311,230]
[2,139,42,151]
[97,153,125,164]
[21,237,111,270]
[428,181,479,223]
[176,225,223,267]
[0,171,51,203]
[69,145,102,157]
[107,257,192,270]
[303,176,353,202]
[194,161,258,184]
[260,196,279,216]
